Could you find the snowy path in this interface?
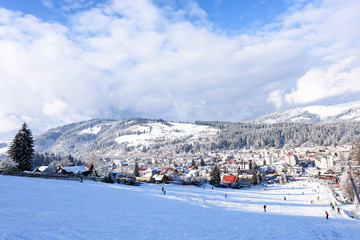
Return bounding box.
[1,175,359,240]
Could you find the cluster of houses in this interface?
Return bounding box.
[29,145,349,187]
[33,164,95,176]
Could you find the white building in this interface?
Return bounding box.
[314,154,334,174]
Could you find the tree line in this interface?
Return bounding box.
[196,121,360,149]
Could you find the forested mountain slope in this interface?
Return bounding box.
[196,121,360,149]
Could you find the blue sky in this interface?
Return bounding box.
[0,0,360,140]
[0,1,288,28]
[197,0,289,32]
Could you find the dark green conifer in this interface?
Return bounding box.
[210,164,220,185]
[133,162,140,177]
[7,123,34,171]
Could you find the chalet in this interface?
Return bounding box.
[222,175,238,184]
[139,168,159,178]
[139,168,152,177]
[153,174,168,183]
[32,166,56,174]
[319,169,337,181]
[56,165,94,176]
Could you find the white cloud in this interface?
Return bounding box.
[268,0,360,107]
[0,113,20,134]
[285,58,360,104]
[42,0,55,9]
[268,89,285,108]
[0,0,360,139]
[42,99,68,117]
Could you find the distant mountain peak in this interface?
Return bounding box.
[250,100,360,124]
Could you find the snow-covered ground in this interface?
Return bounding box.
[1,175,359,240]
[115,122,217,147]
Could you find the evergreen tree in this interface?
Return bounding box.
[251,169,260,185]
[260,170,266,182]
[200,157,205,167]
[133,162,140,177]
[7,123,34,171]
[210,164,220,185]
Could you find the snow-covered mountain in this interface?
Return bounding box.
[34,119,217,158]
[33,101,360,157]
[250,100,360,124]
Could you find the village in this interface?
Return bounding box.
[29,144,350,190]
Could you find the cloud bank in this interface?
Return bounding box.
[0,0,360,140]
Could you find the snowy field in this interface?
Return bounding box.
[1,175,360,240]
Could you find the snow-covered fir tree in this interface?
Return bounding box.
[7,123,34,171]
[200,157,205,167]
[210,164,220,185]
[133,162,140,177]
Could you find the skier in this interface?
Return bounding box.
[325,211,329,220]
[162,186,164,192]
[337,207,341,214]
[317,196,320,201]
[264,205,267,212]
[79,177,83,183]
[332,205,335,210]
[163,190,166,195]
[284,196,286,200]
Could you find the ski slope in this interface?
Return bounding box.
[1,175,359,240]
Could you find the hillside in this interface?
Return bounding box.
[34,118,218,159]
[1,175,360,240]
[32,101,360,158]
[250,101,360,124]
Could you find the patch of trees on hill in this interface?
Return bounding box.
[196,121,360,150]
[33,152,83,167]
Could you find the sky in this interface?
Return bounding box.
[0,0,360,141]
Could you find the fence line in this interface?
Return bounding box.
[0,171,100,182]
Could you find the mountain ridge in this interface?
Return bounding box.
[249,100,360,124]
[32,101,360,158]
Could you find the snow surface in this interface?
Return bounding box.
[115,122,217,147]
[1,175,360,240]
[79,125,102,135]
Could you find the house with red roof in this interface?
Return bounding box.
[222,175,238,184]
